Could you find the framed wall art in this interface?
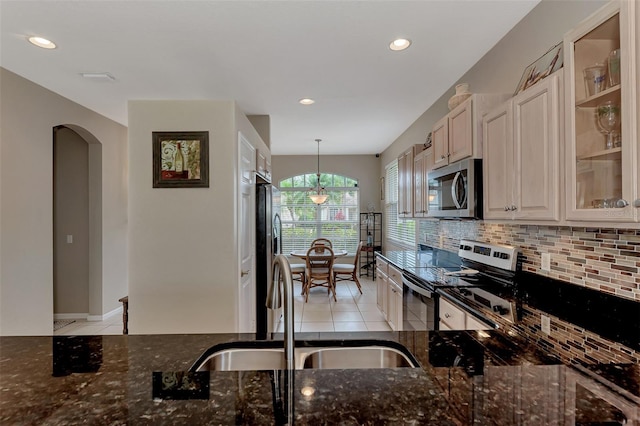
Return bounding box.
[152,131,209,188]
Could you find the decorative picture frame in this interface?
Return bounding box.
[152,131,209,188]
[514,42,563,95]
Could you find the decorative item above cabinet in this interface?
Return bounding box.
[432,93,508,170]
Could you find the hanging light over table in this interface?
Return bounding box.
[308,139,328,204]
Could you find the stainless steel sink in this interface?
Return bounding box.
[301,346,416,369]
[194,347,285,371]
[190,340,420,372]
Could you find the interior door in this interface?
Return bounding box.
[239,133,256,332]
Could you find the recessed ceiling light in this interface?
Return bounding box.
[389,38,411,51]
[28,36,57,49]
[299,98,315,105]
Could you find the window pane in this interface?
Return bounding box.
[385,161,415,248]
[279,173,359,253]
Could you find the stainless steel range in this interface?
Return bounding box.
[401,240,521,331]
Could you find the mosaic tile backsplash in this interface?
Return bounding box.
[418,220,640,302]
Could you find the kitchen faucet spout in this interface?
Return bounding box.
[266,254,295,371]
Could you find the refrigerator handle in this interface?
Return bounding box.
[273,213,282,255]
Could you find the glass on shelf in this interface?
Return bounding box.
[596,101,620,150]
[583,63,607,97]
[608,49,620,87]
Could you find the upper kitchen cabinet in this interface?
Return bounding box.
[564,0,638,222]
[413,146,432,218]
[483,70,562,221]
[397,147,414,218]
[256,148,272,182]
[432,94,508,170]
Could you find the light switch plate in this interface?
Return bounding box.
[66,235,73,244]
[541,253,550,271]
[541,314,551,334]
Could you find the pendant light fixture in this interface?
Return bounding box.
[308,139,328,204]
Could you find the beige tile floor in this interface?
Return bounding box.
[53,275,387,335]
[275,275,390,333]
[54,313,124,336]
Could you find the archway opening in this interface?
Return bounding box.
[52,125,102,330]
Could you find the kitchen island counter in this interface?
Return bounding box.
[2,328,638,425]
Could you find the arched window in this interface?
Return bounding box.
[278,173,359,253]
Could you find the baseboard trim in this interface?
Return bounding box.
[55,306,122,322]
[87,306,122,322]
[54,313,88,320]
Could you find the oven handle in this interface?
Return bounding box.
[402,275,433,298]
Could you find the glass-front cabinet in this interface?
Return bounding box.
[564,0,637,222]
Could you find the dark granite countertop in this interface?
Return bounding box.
[2,328,639,425]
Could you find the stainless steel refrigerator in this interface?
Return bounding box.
[256,182,281,338]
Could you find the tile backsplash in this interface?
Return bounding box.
[418,220,640,302]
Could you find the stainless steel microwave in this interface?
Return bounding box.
[427,158,483,219]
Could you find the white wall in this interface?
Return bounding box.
[54,127,90,314]
[272,154,381,213]
[127,100,268,334]
[380,0,607,170]
[0,68,128,335]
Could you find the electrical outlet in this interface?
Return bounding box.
[541,315,551,334]
[541,253,551,271]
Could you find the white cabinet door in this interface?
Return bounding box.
[432,116,449,169]
[448,98,474,164]
[564,0,637,221]
[377,270,388,319]
[482,71,561,221]
[413,150,426,218]
[397,148,414,218]
[483,102,513,220]
[387,280,402,331]
[513,72,561,220]
[439,298,466,330]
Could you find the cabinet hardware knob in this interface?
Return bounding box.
[241,270,250,277]
[614,199,629,208]
[444,313,451,318]
[511,205,517,211]
[504,206,510,211]
[440,155,446,159]
[633,199,640,208]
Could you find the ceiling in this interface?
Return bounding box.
[0,0,539,155]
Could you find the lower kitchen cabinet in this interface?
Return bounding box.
[438,297,492,331]
[375,255,403,331]
[376,264,388,319]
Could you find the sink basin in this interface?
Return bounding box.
[190,339,420,372]
[194,347,285,371]
[301,346,416,369]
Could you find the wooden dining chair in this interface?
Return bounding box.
[310,238,333,248]
[303,245,336,302]
[333,241,364,294]
[289,262,306,294]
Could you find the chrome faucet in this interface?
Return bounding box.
[266,254,295,371]
[266,254,296,424]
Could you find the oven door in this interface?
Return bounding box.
[402,273,438,331]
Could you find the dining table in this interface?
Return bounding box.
[289,249,348,260]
